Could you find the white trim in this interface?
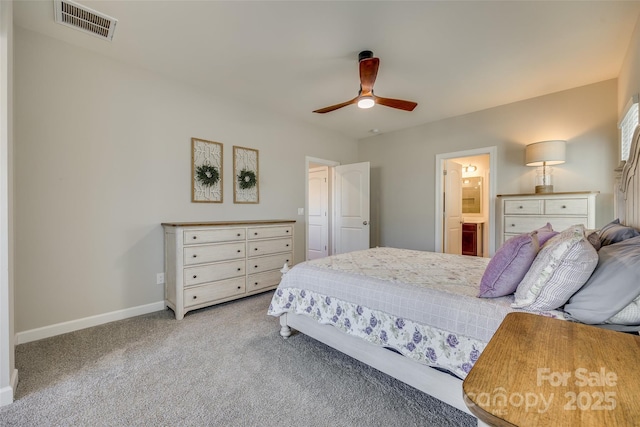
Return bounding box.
[618,94,639,128]
[305,156,340,260]
[280,313,474,417]
[15,301,166,344]
[0,368,17,406]
[619,95,639,162]
[434,146,498,256]
[0,0,14,408]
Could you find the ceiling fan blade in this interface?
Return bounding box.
[312,97,358,114]
[374,96,418,111]
[359,57,379,95]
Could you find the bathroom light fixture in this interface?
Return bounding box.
[357,96,375,109]
[462,164,477,173]
[525,140,566,193]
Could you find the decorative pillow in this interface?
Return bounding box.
[478,223,558,298]
[512,224,598,311]
[563,235,640,325]
[598,218,640,247]
[586,230,601,251]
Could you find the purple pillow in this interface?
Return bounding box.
[478,225,558,298]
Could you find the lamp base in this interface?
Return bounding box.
[535,185,554,194]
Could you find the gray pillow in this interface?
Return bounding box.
[598,218,640,247]
[563,235,640,325]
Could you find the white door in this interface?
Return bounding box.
[308,167,329,260]
[334,162,370,254]
[444,160,462,255]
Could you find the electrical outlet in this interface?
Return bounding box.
[297,207,304,215]
[156,273,165,285]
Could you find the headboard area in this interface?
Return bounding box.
[616,124,640,230]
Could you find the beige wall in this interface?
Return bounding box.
[13,13,639,335]
[14,28,358,332]
[359,80,618,252]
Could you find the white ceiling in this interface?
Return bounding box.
[13,0,640,140]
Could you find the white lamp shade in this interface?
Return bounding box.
[525,140,566,166]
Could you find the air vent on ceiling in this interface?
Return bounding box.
[53,0,118,41]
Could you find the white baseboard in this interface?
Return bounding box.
[0,385,13,407]
[15,301,166,344]
[0,369,17,407]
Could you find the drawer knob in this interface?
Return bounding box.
[254,232,258,236]
[237,286,241,290]
[511,224,515,227]
[192,236,197,240]
[237,233,241,237]
[254,265,258,268]
[286,244,290,247]
[192,254,197,258]
[518,205,523,209]
[237,249,241,253]
[237,267,241,271]
[193,296,197,299]
[254,248,258,251]
[286,259,289,263]
[286,230,290,233]
[193,275,197,279]
[254,282,258,286]
[562,205,567,209]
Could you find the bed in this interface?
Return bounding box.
[268,126,640,426]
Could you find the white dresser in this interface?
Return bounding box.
[497,192,598,247]
[162,220,295,319]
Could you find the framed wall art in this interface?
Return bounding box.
[191,138,223,203]
[233,146,259,204]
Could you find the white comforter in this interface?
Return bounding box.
[269,247,563,378]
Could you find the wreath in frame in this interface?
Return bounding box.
[238,169,257,190]
[195,164,220,188]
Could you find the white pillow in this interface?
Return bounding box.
[512,224,598,311]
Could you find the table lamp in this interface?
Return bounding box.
[525,140,566,193]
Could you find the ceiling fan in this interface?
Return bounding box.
[313,50,418,114]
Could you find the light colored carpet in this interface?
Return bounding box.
[0,291,475,426]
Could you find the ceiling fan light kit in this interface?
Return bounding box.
[357,96,375,109]
[313,50,418,114]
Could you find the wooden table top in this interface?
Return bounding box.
[463,312,640,427]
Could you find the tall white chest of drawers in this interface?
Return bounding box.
[497,192,598,247]
[163,220,295,319]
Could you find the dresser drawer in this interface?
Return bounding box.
[247,252,292,274]
[503,216,555,234]
[544,199,588,215]
[184,277,246,308]
[504,200,542,215]
[247,269,283,292]
[248,237,292,256]
[184,242,245,266]
[184,259,245,286]
[503,233,521,242]
[504,216,587,234]
[247,226,293,240]
[184,228,245,245]
[544,217,588,232]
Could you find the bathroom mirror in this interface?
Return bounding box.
[462,177,482,214]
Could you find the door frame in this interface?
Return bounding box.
[305,156,340,260]
[434,146,498,256]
